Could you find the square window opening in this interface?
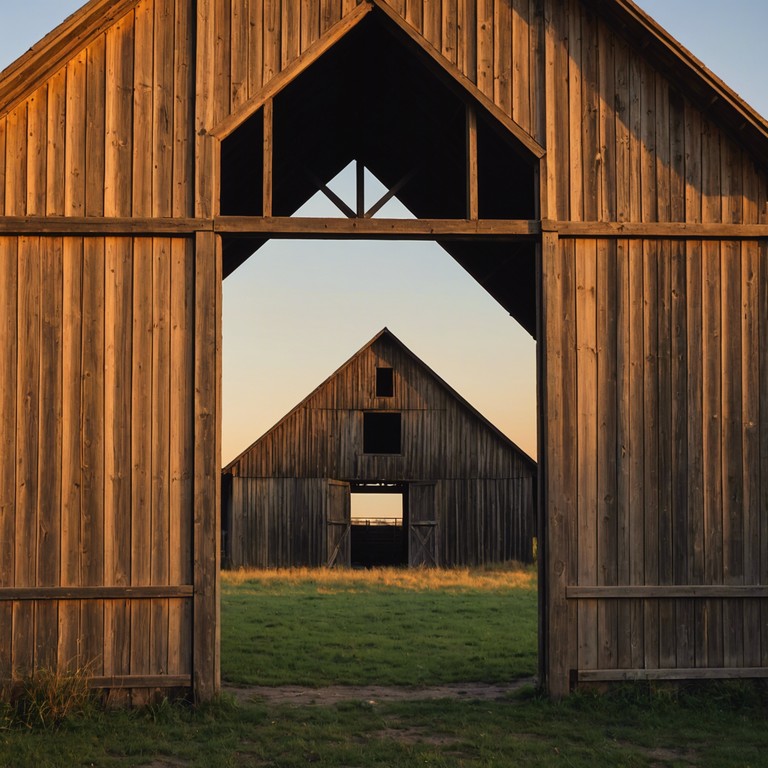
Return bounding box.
[363,412,401,454]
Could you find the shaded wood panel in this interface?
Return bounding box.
[549,236,768,691]
[0,235,197,691]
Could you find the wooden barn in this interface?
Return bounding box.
[222,328,537,569]
[1,0,768,700]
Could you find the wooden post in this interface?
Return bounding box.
[263,99,273,217]
[356,159,365,218]
[542,230,578,697]
[466,103,478,220]
[193,230,221,701]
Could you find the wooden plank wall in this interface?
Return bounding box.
[0,235,196,696]
[544,234,768,692]
[228,478,326,568]
[540,0,768,695]
[0,0,194,220]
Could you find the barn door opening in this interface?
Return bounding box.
[325,480,351,567]
[350,484,407,567]
[407,482,438,567]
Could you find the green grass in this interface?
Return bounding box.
[2,567,768,767]
[2,683,768,767]
[220,566,539,686]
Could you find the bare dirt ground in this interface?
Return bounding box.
[224,677,537,707]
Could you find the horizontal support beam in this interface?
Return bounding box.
[578,667,768,683]
[88,675,192,690]
[545,220,768,239]
[2,217,767,240]
[0,585,194,601]
[215,217,541,239]
[567,585,768,599]
[0,216,204,235]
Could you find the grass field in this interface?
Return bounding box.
[2,566,768,767]
[221,565,539,686]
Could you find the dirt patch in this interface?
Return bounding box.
[370,726,461,747]
[224,678,536,707]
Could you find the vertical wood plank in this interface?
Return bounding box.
[103,237,132,690]
[196,0,217,219]
[36,238,63,670]
[544,231,578,696]
[105,13,134,218]
[466,104,478,220]
[576,239,598,673]
[26,86,48,216]
[596,238,617,670]
[301,0,321,49]
[85,35,106,217]
[247,0,265,97]
[131,239,152,697]
[214,0,232,125]
[263,100,273,217]
[194,231,222,701]
[133,2,154,218]
[567,0,582,220]
[457,0,476,83]
[642,241,659,671]
[701,118,723,668]
[80,238,105,673]
[231,0,249,108]
[264,0,283,81]
[174,0,194,218]
[6,105,28,216]
[477,0,494,99]
[0,238,17,680]
[282,0,301,68]
[580,7,598,221]
[169,238,194,676]
[512,0,531,132]
[59,238,83,672]
[627,238,645,667]
[46,70,67,216]
[154,0,175,218]
[441,0,458,64]
[14,237,40,678]
[598,23,615,222]
[493,0,511,115]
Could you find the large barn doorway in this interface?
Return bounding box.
[219,2,543,687]
[350,484,407,568]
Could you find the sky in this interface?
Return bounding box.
[1,1,766,476]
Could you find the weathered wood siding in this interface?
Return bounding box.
[0,234,199,697]
[0,0,195,220]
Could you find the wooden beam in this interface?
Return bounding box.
[263,99,273,217]
[88,674,192,689]
[215,216,541,239]
[545,220,768,239]
[567,585,768,599]
[356,160,365,218]
[0,217,204,235]
[578,667,768,683]
[466,104,479,220]
[211,2,374,139]
[0,586,193,601]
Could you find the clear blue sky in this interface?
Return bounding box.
[1,1,766,469]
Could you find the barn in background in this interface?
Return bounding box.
[222,328,537,569]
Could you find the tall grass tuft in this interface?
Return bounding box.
[3,664,96,730]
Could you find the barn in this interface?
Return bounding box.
[1,0,768,700]
[222,328,537,569]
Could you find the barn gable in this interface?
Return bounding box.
[222,328,537,568]
[0,0,767,700]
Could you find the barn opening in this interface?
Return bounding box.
[350,485,407,568]
[218,0,541,680]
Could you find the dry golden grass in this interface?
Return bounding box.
[221,563,536,592]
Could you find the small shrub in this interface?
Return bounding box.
[5,665,96,729]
